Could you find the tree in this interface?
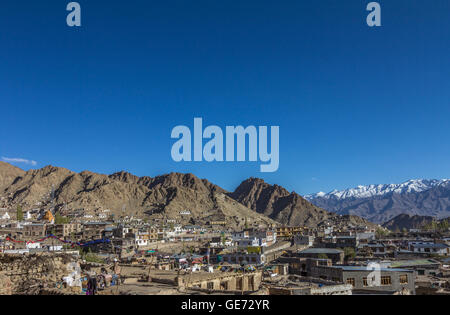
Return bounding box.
[54,213,70,224]
[343,247,356,261]
[318,253,328,260]
[376,227,389,239]
[439,220,449,232]
[16,205,24,221]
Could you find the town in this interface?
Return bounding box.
[1,201,449,295]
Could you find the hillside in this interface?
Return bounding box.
[0,163,275,230]
[230,178,375,228]
[0,162,376,229]
[0,161,25,192]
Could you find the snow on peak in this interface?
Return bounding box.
[305,179,450,200]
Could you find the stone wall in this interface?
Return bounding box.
[0,253,81,295]
[178,271,262,293]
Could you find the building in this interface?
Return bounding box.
[222,252,265,265]
[53,223,82,239]
[280,257,415,295]
[297,248,345,264]
[294,235,314,247]
[333,266,415,295]
[409,242,450,256]
[389,259,441,276]
[268,282,352,295]
[23,224,46,238]
[276,227,303,238]
[335,236,359,249]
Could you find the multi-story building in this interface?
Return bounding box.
[53,223,82,239]
[23,224,46,238]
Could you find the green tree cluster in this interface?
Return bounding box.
[16,205,24,221]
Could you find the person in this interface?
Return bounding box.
[113,259,122,284]
[86,275,98,295]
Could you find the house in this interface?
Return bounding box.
[222,252,265,265]
[23,224,47,238]
[283,257,416,295]
[276,227,303,238]
[409,242,450,256]
[81,222,111,240]
[26,242,41,249]
[232,229,277,246]
[53,223,82,239]
[389,259,441,276]
[236,237,261,248]
[294,235,314,247]
[335,236,359,249]
[358,243,389,255]
[356,232,376,243]
[297,248,345,264]
[0,211,11,221]
[335,266,415,295]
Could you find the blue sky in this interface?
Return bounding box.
[0,0,449,195]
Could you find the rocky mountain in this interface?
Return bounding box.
[0,162,376,229]
[0,161,24,192]
[0,163,380,229]
[229,177,375,228]
[305,179,450,224]
[382,214,436,232]
[0,163,275,230]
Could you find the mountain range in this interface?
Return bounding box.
[0,162,374,230]
[305,179,450,224]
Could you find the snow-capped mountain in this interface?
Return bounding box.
[306,179,450,200]
[305,179,450,224]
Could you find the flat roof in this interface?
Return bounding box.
[333,266,414,273]
[300,248,344,254]
[390,259,440,268]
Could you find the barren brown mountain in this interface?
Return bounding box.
[0,161,24,191]
[0,163,275,230]
[0,162,374,229]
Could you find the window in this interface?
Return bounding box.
[381,276,392,285]
[363,276,376,286]
[346,278,355,287]
[399,275,408,284]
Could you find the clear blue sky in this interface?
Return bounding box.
[1,0,449,195]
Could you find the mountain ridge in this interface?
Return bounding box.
[306,179,450,224]
[0,162,373,230]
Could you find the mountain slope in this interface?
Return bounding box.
[229,178,375,228]
[0,162,25,192]
[0,164,275,230]
[306,179,450,224]
[0,162,375,229]
[382,214,435,231]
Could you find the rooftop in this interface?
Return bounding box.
[389,259,440,268]
[333,266,414,273]
[300,248,344,254]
